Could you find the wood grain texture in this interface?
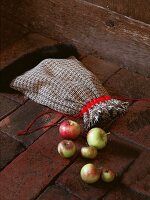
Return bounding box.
[0,17,28,51]
[0,33,57,70]
[1,0,150,76]
[85,0,150,24]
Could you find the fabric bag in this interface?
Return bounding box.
[11,57,129,130]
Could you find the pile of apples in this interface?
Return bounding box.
[57,120,115,184]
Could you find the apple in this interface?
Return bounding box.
[81,146,98,159]
[57,140,76,158]
[59,120,81,139]
[87,128,109,149]
[101,169,115,182]
[80,163,100,184]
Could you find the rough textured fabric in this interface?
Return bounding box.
[11,57,129,129]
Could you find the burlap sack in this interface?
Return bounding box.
[11,57,129,129]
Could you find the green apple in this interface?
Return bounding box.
[81,146,98,159]
[87,128,108,149]
[80,163,100,184]
[57,140,76,158]
[101,169,115,182]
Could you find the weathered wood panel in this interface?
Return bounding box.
[0,17,28,51]
[1,0,150,76]
[86,0,150,24]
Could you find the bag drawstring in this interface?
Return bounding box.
[17,110,82,136]
[17,96,150,136]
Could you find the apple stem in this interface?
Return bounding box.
[106,132,111,135]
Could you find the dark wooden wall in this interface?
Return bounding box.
[86,0,150,24]
[1,0,150,77]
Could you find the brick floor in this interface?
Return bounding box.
[111,101,150,149]
[36,185,80,200]
[0,94,20,120]
[0,130,25,170]
[0,127,77,200]
[56,135,140,200]
[122,151,150,197]
[103,184,149,200]
[1,92,28,104]
[104,68,150,98]
[82,55,120,83]
[0,33,150,200]
[0,100,63,147]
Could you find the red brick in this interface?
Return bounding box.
[104,184,149,200]
[1,93,28,104]
[82,55,120,83]
[0,131,25,170]
[0,94,20,120]
[104,68,150,97]
[37,185,79,200]
[0,127,75,200]
[122,151,150,197]
[111,101,150,149]
[56,135,140,200]
[0,100,63,147]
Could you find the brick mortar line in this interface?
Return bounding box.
[55,183,83,200]
[0,119,62,173]
[0,104,21,121]
[123,186,150,199]
[103,67,122,85]
[0,99,29,121]
[0,128,26,147]
[34,155,80,200]
[1,103,63,148]
[0,93,29,104]
[22,115,64,148]
[0,145,26,172]
[101,158,141,200]
[111,131,149,151]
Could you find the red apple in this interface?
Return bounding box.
[101,169,115,182]
[80,163,100,184]
[87,128,109,149]
[81,146,98,159]
[59,120,81,139]
[57,140,76,158]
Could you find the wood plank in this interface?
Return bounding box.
[1,0,150,76]
[0,16,28,51]
[0,33,57,70]
[85,0,150,24]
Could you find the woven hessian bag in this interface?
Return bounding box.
[11,57,129,130]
